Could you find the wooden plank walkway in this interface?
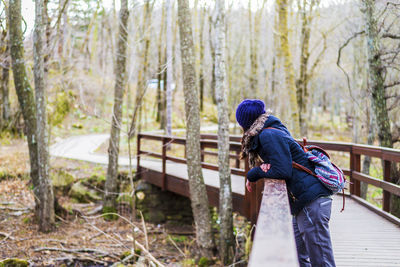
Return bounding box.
[331,195,400,266]
[141,159,400,267]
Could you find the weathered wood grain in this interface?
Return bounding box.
[248,179,299,267]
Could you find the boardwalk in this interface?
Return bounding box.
[331,196,400,266]
[50,134,400,266]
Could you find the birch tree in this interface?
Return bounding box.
[214,0,234,263]
[9,0,54,232]
[177,0,214,258]
[104,0,129,212]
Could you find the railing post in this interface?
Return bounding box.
[354,153,361,196]
[200,142,205,163]
[255,179,264,223]
[162,137,167,191]
[350,147,361,196]
[137,134,141,178]
[244,158,251,220]
[235,150,240,169]
[383,160,391,212]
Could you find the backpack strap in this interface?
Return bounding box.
[292,162,318,178]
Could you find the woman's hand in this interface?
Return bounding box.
[260,163,271,173]
[246,180,252,193]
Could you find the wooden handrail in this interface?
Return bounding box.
[248,179,299,266]
[137,132,400,221]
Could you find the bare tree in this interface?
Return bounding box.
[361,0,400,216]
[295,0,325,136]
[9,0,55,232]
[166,0,173,136]
[0,3,10,128]
[214,0,234,263]
[34,0,55,232]
[177,0,215,258]
[276,0,300,135]
[104,0,129,212]
[248,0,266,98]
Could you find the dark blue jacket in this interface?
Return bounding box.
[247,115,332,215]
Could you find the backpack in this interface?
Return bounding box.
[293,138,347,212]
[292,139,346,194]
[265,128,346,211]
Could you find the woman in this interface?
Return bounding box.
[236,99,336,267]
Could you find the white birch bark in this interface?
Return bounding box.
[214,0,234,263]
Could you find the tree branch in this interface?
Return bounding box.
[384,81,400,88]
[382,33,400,39]
[336,31,365,104]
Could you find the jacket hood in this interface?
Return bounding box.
[263,115,291,136]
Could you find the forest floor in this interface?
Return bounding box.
[0,140,249,266]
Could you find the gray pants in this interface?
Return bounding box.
[293,197,336,267]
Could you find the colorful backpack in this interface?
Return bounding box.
[292,140,346,194]
[292,138,347,212]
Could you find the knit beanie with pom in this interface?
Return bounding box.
[235,99,266,130]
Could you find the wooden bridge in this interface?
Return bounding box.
[136,133,400,266]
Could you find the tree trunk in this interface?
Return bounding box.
[209,15,216,105]
[362,0,400,216]
[9,0,55,232]
[361,109,375,199]
[156,1,166,127]
[43,0,51,76]
[277,0,300,136]
[104,0,129,211]
[296,0,315,137]
[214,0,234,263]
[177,0,214,258]
[33,0,55,232]
[134,0,152,135]
[1,11,10,126]
[248,0,265,98]
[166,0,173,136]
[199,6,205,112]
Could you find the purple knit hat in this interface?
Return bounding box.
[235,99,266,130]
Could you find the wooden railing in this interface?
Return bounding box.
[248,179,299,267]
[137,133,400,225]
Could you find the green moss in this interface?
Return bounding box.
[47,90,72,127]
[83,174,106,190]
[69,182,101,203]
[182,259,195,266]
[116,193,133,206]
[72,123,83,129]
[119,249,141,263]
[0,258,29,267]
[169,235,188,243]
[198,257,210,267]
[22,216,30,224]
[102,206,118,220]
[52,170,75,188]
